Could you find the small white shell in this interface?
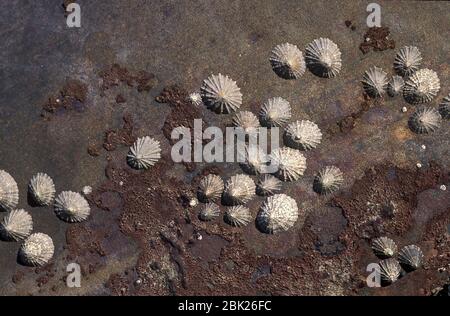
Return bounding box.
[398,245,424,271]
[28,173,55,206]
[270,43,306,79]
[19,233,54,267]
[223,174,256,205]
[232,111,260,134]
[0,209,33,241]
[0,170,19,212]
[256,174,282,196]
[408,107,441,134]
[305,38,342,78]
[379,258,402,284]
[201,73,242,114]
[127,136,161,170]
[188,91,202,106]
[257,193,298,234]
[284,120,322,151]
[439,94,450,119]
[387,75,405,97]
[269,147,306,181]
[224,205,252,227]
[259,97,292,127]
[239,146,269,175]
[394,46,422,77]
[313,166,344,195]
[82,185,92,195]
[403,68,440,104]
[54,191,90,223]
[198,174,224,202]
[371,237,398,258]
[362,66,388,98]
[198,203,220,221]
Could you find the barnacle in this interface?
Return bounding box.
[256,174,282,196]
[379,258,402,284]
[201,73,242,113]
[403,68,440,104]
[28,173,55,206]
[408,107,441,134]
[198,174,224,202]
[270,43,306,79]
[362,66,388,98]
[19,233,54,267]
[398,245,424,271]
[305,38,342,78]
[371,237,398,258]
[387,75,405,97]
[0,170,19,212]
[127,136,161,170]
[0,209,33,241]
[438,93,450,119]
[224,205,252,227]
[198,203,220,221]
[259,97,292,127]
[223,174,256,205]
[284,120,322,151]
[257,193,298,234]
[269,147,306,181]
[54,191,91,223]
[394,46,422,77]
[313,166,344,194]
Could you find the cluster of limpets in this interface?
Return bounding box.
[184,38,348,234]
[0,170,91,267]
[370,237,424,285]
[362,46,447,135]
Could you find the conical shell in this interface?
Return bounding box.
[379,258,402,284]
[198,174,224,202]
[224,205,252,227]
[19,233,54,267]
[398,245,424,271]
[403,68,440,104]
[270,43,306,79]
[394,46,422,77]
[0,209,33,241]
[54,191,90,223]
[284,120,322,151]
[259,97,291,127]
[257,193,298,234]
[269,147,306,181]
[313,166,344,195]
[232,111,260,134]
[28,173,55,206]
[198,203,220,221]
[408,107,441,134]
[362,66,388,98]
[439,94,450,119]
[201,73,242,114]
[371,237,397,258]
[0,170,19,212]
[387,75,405,97]
[305,38,342,78]
[127,136,161,170]
[239,146,269,175]
[188,91,202,106]
[223,174,256,205]
[256,174,282,196]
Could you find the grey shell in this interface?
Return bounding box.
[379,258,402,284]
[270,43,306,79]
[284,120,322,151]
[403,68,440,104]
[438,94,450,119]
[54,191,91,223]
[199,203,221,221]
[28,173,55,206]
[19,233,54,267]
[259,97,292,128]
[387,75,405,97]
[127,136,161,170]
[362,66,388,98]
[201,73,242,114]
[198,174,224,202]
[398,245,424,270]
[223,174,256,205]
[305,38,342,78]
[257,193,299,234]
[224,205,252,227]
[0,170,19,212]
[0,209,33,241]
[269,147,306,181]
[313,166,344,195]
[394,46,422,77]
[408,107,441,134]
[371,237,398,258]
[256,174,282,196]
